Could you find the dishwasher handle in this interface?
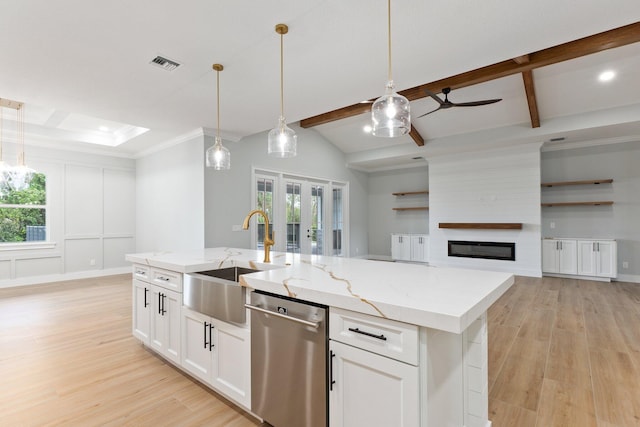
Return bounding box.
[245,303,320,329]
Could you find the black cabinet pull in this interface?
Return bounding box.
[348,327,387,341]
[208,323,215,351]
[158,293,162,314]
[144,287,149,308]
[329,350,336,391]
[160,293,167,315]
[204,321,209,349]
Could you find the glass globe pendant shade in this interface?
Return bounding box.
[8,164,35,191]
[0,161,11,196]
[268,117,297,158]
[372,81,411,137]
[206,136,231,170]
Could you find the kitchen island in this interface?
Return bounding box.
[126,247,513,427]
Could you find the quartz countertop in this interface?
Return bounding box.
[126,248,513,334]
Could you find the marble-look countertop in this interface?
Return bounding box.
[126,248,514,334]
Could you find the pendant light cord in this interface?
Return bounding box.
[0,107,3,161]
[216,69,220,139]
[280,32,284,119]
[18,104,24,165]
[387,0,392,82]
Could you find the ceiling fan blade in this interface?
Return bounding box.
[423,89,445,105]
[450,99,502,107]
[417,106,442,118]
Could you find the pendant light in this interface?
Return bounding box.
[0,107,10,195]
[267,23,297,158]
[371,0,410,137]
[3,102,35,191]
[205,63,231,170]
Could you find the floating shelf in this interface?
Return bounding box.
[439,223,523,230]
[541,179,613,187]
[392,191,429,196]
[392,207,429,211]
[542,201,614,207]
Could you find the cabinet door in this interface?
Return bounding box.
[411,235,428,263]
[163,289,181,364]
[542,240,559,273]
[391,234,411,261]
[132,280,151,344]
[558,239,577,275]
[577,241,597,276]
[329,340,419,427]
[595,241,617,278]
[181,308,214,384]
[149,286,166,354]
[211,320,251,409]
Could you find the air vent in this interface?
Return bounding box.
[149,55,181,71]
[412,156,425,160]
[549,137,566,142]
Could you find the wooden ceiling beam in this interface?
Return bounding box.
[300,21,640,128]
[409,125,424,146]
[521,70,540,128]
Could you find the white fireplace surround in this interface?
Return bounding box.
[427,142,543,277]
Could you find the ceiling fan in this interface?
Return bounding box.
[417,87,502,117]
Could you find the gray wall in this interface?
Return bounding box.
[0,142,136,287]
[367,167,429,257]
[541,141,640,281]
[136,135,205,252]
[204,125,369,257]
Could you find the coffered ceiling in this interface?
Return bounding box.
[0,1,639,168]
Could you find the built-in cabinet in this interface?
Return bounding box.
[329,307,420,427]
[542,238,617,279]
[392,233,429,263]
[181,307,251,408]
[132,265,182,364]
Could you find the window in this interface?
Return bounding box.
[0,172,47,243]
[255,176,274,250]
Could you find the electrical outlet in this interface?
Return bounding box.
[232,224,242,231]
[623,261,629,269]
[550,222,555,229]
[90,259,96,266]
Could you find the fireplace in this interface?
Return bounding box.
[448,240,516,261]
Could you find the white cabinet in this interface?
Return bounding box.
[133,278,181,364]
[392,233,428,263]
[181,307,251,409]
[329,308,419,427]
[577,240,617,278]
[542,238,617,279]
[542,239,577,274]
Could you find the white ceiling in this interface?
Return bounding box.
[1,1,639,168]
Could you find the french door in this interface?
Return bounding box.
[252,171,346,257]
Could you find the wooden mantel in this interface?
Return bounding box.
[439,223,523,230]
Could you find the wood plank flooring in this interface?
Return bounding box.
[489,276,640,427]
[1,274,639,426]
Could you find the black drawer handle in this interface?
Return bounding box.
[348,327,387,341]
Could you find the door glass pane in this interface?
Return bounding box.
[255,178,274,250]
[310,185,324,255]
[286,182,301,253]
[332,188,343,256]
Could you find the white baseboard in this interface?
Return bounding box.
[0,267,131,289]
[615,273,640,284]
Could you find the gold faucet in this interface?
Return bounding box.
[242,209,274,263]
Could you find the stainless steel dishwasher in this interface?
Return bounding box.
[246,290,328,427]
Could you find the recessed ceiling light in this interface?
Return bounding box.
[99,126,109,132]
[363,124,372,133]
[598,70,616,82]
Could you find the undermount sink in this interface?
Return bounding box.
[184,267,261,324]
[195,266,261,282]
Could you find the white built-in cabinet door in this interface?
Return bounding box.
[542,239,577,274]
[180,307,251,409]
[132,279,151,344]
[577,240,617,278]
[329,340,419,427]
[148,286,181,364]
[391,234,412,261]
[411,235,429,263]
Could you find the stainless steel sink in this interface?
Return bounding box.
[184,267,261,324]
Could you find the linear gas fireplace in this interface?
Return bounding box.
[448,240,516,261]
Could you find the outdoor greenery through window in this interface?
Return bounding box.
[0,172,47,243]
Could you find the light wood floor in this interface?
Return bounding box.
[488,276,640,427]
[1,274,639,426]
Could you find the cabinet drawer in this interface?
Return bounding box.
[133,264,183,292]
[330,307,418,366]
